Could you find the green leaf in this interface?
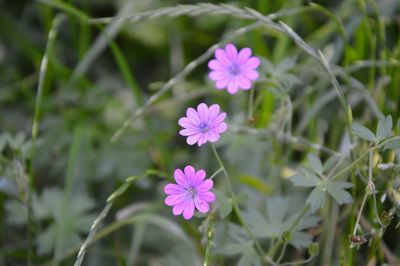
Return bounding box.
[232,193,250,204]
[289,169,320,187]
[377,115,393,142]
[238,249,258,266]
[382,138,400,150]
[219,200,233,218]
[307,186,325,213]
[308,154,324,175]
[323,155,340,173]
[326,180,353,205]
[352,123,376,142]
[216,241,254,256]
[245,196,320,249]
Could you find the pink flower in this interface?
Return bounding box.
[178,103,228,146]
[208,43,260,94]
[164,166,216,220]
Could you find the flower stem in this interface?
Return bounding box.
[203,217,214,266]
[210,144,267,265]
[352,149,374,236]
[268,204,310,259]
[247,86,255,121]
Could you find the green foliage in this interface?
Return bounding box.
[245,196,320,248]
[5,188,96,258]
[1,0,400,265]
[289,154,353,213]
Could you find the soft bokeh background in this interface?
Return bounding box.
[1,0,400,265]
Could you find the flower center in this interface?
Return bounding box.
[186,187,197,198]
[228,63,241,76]
[198,122,209,133]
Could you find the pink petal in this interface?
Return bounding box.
[212,112,226,125]
[197,134,207,146]
[242,70,259,80]
[172,200,187,215]
[184,165,196,185]
[216,78,229,89]
[237,48,252,63]
[207,104,221,122]
[206,132,220,142]
[197,179,214,192]
[186,108,200,123]
[183,200,195,220]
[243,57,260,69]
[178,117,197,130]
[165,194,185,206]
[227,79,239,94]
[225,44,238,61]
[164,183,185,195]
[238,77,252,90]
[208,59,225,70]
[215,49,230,66]
[197,103,208,122]
[174,169,188,188]
[197,191,216,203]
[194,197,210,213]
[187,134,201,145]
[209,71,227,81]
[194,169,206,186]
[211,122,228,134]
[179,128,199,136]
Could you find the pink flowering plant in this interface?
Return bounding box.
[164,166,215,220]
[9,3,397,266]
[178,103,227,146]
[208,43,260,94]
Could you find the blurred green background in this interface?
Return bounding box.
[1,0,400,265]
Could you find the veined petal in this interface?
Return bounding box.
[242,57,260,69]
[172,200,187,215]
[178,117,197,130]
[183,200,195,220]
[206,132,220,142]
[197,103,208,122]
[237,47,252,63]
[216,78,229,89]
[197,179,213,192]
[179,128,199,136]
[211,122,228,134]
[242,70,259,80]
[238,77,252,89]
[164,183,185,195]
[184,165,196,185]
[215,49,230,66]
[174,169,188,188]
[227,79,239,94]
[209,71,227,81]
[194,197,210,213]
[165,194,185,206]
[187,134,201,145]
[197,191,216,203]
[208,59,225,70]
[186,107,200,123]
[225,44,238,61]
[212,112,227,125]
[193,170,206,187]
[197,134,207,146]
[207,104,221,123]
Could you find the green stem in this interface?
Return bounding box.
[28,14,65,266]
[248,86,255,121]
[203,217,214,266]
[332,136,400,181]
[210,144,267,265]
[268,204,310,259]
